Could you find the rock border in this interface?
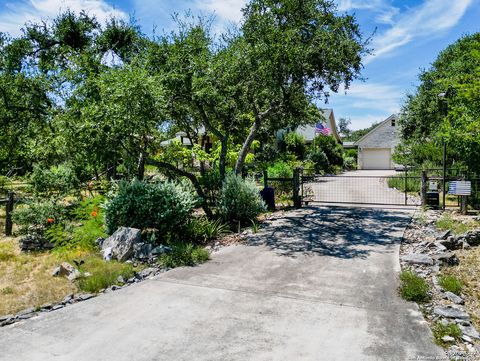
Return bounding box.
[400,210,480,359]
[0,266,165,328]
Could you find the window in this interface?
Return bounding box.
[391,118,396,127]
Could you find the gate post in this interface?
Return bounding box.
[5,191,14,236]
[293,168,301,209]
[421,170,427,207]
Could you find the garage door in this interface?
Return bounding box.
[361,148,391,170]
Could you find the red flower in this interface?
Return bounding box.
[47,218,55,224]
[90,211,98,218]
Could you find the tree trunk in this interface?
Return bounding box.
[137,149,146,181]
[219,136,228,180]
[146,158,213,218]
[235,119,260,175]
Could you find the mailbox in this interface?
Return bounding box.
[426,191,440,209]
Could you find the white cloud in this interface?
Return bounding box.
[194,0,246,23]
[0,0,128,36]
[337,0,399,24]
[330,82,404,129]
[367,0,472,62]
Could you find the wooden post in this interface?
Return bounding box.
[263,170,268,189]
[421,170,427,207]
[293,168,301,209]
[5,191,14,236]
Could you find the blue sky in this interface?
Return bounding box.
[1,0,479,129]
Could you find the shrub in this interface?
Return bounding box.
[306,149,329,173]
[0,175,11,195]
[158,242,210,268]
[185,217,230,244]
[218,173,266,223]
[399,270,430,302]
[199,169,223,207]
[12,201,66,233]
[308,135,344,173]
[267,160,294,195]
[104,180,196,237]
[30,164,79,197]
[432,321,462,346]
[438,275,463,295]
[76,257,135,293]
[343,156,357,170]
[284,132,306,160]
[45,196,107,252]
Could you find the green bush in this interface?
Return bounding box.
[438,275,463,295]
[0,175,11,195]
[432,321,462,346]
[306,149,329,173]
[104,180,196,237]
[267,160,294,195]
[12,201,66,233]
[76,257,135,293]
[158,242,210,268]
[307,136,343,172]
[284,132,306,160]
[30,164,79,197]
[185,217,230,244]
[218,173,266,223]
[399,270,431,302]
[45,196,107,252]
[343,156,357,170]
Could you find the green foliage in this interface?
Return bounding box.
[387,175,420,193]
[218,174,266,223]
[267,160,294,195]
[436,213,480,235]
[45,196,107,251]
[76,257,135,293]
[30,164,79,197]
[342,122,379,142]
[0,175,11,194]
[12,201,66,233]
[105,180,196,236]
[432,321,462,347]
[438,275,463,295]
[283,132,306,160]
[185,217,230,245]
[399,270,431,302]
[343,156,357,171]
[158,243,210,268]
[307,136,344,173]
[398,34,480,172]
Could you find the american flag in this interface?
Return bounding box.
[315,123,331,136]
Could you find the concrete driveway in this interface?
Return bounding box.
[0,206,443,361]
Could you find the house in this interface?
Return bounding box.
[294,109,342,143]
[355,114,399,170]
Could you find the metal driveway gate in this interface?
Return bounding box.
[301,172,421,206]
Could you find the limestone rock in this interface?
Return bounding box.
[101,227,141,261]
[444,291,464,305]
[401,253,433,265]
[432,252,459,266]
[433,306,469,320]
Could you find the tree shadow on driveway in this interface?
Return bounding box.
[245,206,413,259]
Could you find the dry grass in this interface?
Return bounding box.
[436,212,480,235]
[442,247,480,331]
[0,236,80,315]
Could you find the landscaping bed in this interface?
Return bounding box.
[400,210,480,360]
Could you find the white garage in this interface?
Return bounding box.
[359,148,392,170]
[355,115,399,170]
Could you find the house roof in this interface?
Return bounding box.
[354,114,399,147]
[295,108,341,143]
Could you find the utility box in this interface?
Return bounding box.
[426,191,440,209]
[260,187,275,211]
